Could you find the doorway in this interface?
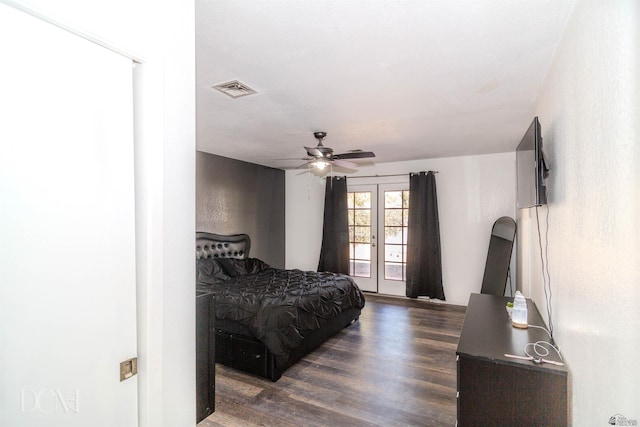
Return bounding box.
[347,183,410,296]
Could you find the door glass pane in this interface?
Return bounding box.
[385,209,402,226]
[385,244,403,262]
[354,243,371,260]
[348,191,372,278]
[354,260,371,277]
[385,263,404,281]
[385,191,403,208]
[354,192,371,208]
[354,226,370,243]
[385,226,403,244]
[383,190,409,281]
[354,209,371,226]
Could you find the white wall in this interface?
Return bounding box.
[286,152,516,306]
[2,1,196,426]
[519,1,639,424]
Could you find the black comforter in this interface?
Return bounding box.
[196,258,365,358]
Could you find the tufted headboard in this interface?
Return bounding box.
[195,232,251,260]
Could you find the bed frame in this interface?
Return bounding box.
[196,231,361,381]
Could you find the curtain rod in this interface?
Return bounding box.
[346,171,439,179]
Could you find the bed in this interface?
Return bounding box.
[195,232,365,381]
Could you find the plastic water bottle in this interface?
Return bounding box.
[512,291,528,329]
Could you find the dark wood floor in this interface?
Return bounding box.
[198,293,466,427]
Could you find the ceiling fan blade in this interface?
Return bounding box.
[304,146,323,157]
[332,151,376,160]
[333,159,357,168]
[294,161,313,169]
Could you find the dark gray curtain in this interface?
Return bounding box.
[406,171,445,300]
[317,176,350,274]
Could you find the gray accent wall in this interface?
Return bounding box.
[196,151,285,268]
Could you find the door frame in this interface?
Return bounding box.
[347,178,410,296]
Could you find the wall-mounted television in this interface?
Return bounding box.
[516,117,549,209]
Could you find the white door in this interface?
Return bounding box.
[377,183,410,296]
[0,4,138,427]
[347,185,378,292]
[347,183,409,296]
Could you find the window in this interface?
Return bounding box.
[347,191,372,278]
[383,190,409,281]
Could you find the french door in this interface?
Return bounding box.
[348,183,409,296]
[347,185,378,292]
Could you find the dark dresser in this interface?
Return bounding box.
[456,293,568,426]
[196,289,215,422]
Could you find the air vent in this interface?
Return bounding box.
[212,80,257,98]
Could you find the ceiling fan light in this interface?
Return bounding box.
[314,159,329,170]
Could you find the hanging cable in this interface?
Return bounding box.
[535,205,554,341]
[544,204,553,335]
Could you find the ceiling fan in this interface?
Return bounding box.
[301,131,376,170]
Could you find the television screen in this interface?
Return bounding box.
[516,117,547,209]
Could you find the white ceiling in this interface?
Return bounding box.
[195,0,575,170]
